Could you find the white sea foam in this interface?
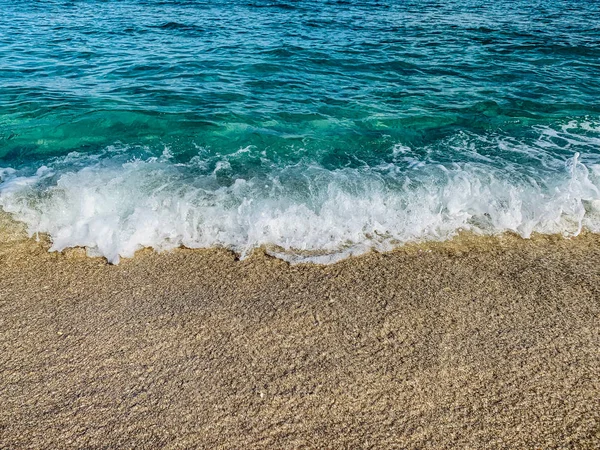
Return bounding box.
[1,128,600,264]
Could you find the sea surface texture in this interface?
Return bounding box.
[1,0,600,263]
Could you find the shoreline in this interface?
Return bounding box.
[1,213,600,448]
[0,209,593,265]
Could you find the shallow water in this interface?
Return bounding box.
[1,0,600,262]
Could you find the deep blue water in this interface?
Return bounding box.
[1,0,600,262]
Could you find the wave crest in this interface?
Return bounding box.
[1,141,600,264]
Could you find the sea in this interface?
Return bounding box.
[1,0,599,263]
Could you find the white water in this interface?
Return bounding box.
[1,122,600,264]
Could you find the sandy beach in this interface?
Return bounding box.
[2,0,600,448]
[1,213,599,448]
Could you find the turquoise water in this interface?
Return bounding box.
[1,0,600,262]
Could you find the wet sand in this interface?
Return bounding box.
[1,214,599,449]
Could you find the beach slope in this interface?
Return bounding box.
[1,215,599,448]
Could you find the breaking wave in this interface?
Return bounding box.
[1,123,600,264]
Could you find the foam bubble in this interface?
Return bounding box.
[1,126,600,264]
